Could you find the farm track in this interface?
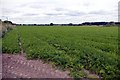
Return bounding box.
[2,53,71,78]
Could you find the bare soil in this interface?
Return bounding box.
[2,53,71,78]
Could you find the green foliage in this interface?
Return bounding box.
[2,26,120,78]
[2,28,20,53]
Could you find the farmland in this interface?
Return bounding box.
[2,26,120,78]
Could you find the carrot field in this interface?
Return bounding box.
[2,26,120,78]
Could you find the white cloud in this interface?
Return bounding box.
[0,0,119,24]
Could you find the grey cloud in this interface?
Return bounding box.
[54,8,68,11]
[23,13,39,16]
[27,1,54,9]
[45,10,86,17]
[54,8,86,17]
[45,13,63,16]
[18,4,28,7]
[30,3,43,9]
[19,2,44,9]
[83,2,91,7]
[2,8,20,14]
[64,11,86,16]
[88,10,111,15]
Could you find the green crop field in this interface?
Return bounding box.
[2,26,120,78]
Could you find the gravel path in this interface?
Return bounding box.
[2,53,71,78]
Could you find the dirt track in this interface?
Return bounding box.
[2,53,71,78]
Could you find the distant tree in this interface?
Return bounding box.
[109,21,115,26]
[50,23,54,26]
[82,22,91,25]
[106,21,115,27]
[68,23,73,26]
[34,24,37,26]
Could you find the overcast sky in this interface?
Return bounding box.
[0,0,119,24]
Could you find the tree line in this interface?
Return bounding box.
[17,22,120,26]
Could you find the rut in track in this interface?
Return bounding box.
[2,53,71,78]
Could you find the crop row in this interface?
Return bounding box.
[2,28,20,53]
